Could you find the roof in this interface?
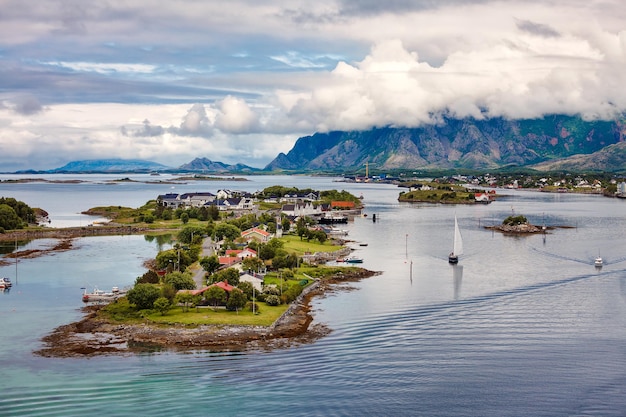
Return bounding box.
[241,227,270,237]
[179,280,236,295]
[331,201,355,208]
[213,280,235,292]
[218,256,239,265]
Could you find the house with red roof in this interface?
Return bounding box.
[218,256,240,266]
[331,201,356,209]
[241,227,271,242]
[225,248,258,259]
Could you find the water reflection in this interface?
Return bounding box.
[452,264,463,300]
[144,233,174,251]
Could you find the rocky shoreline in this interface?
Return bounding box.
[0,225,163,243]
[35,269,379,357]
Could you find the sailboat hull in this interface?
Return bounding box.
[448,254,459,264]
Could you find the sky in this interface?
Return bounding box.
[1,0,626,171]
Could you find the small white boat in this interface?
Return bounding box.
[594,256,603,267]
[82,286,125,303]
[1,277,11,287]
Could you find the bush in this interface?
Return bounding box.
[503,215,528,226]
[265,295,281,306]
[153,297,171,315]
[281,284,303,304]
[264,286,281,296]
[246,301,260,314]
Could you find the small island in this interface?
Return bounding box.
[484,215,556,234]
[398,181,495,204]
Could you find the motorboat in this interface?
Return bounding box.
[1,277,12,287]
[82,286,125,303]
[345,257,363,264]
[594,256,603,267]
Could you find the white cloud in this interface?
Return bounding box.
[1,0,626,170]
[214,96,260,134]
[43,61,157,74]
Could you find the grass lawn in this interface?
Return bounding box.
[144,303,289,326]
[281,234,344,254]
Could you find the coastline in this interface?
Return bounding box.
[0,225,165,243]
[35,268,379,357]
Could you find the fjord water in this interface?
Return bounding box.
[1,175,626,416]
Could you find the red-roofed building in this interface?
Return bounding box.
[178,280,237,300]
[219,256,240,266]
[331,201,356,209]
[213,280,235,292]
[225,248,257,258]
[241,227,271,242]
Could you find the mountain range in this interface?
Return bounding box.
[14,114,626,174]
[265,115,626,173]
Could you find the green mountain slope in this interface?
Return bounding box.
[265,115,625,172]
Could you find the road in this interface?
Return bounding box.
[191,237,214,289]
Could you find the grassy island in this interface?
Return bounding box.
[398,181,480,204]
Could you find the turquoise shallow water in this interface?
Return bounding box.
[1,175,626,416]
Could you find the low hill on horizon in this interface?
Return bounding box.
[48,159,171,173]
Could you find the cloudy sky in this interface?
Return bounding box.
[1,0,625,171]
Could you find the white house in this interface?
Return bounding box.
[239,272,264,292]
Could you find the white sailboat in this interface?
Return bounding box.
[448,215,463,264]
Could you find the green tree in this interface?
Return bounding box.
[180,212,189,224]
[214,223,241,241]
[281,217,291,233]
[210,268,240,286]
[126,283,161,309]
[163,271,196,291]
[175,292,199,312]
[0,197,35,224]
[296,217,308,240]
[242,256,265,273]
[0,204,24,230]
[153,297,171,315]
[155,247,193,271]
[226,289,247,312]
[205,286,227,308]
[237,281,254,300]
[178,226,204,245]
[200,255,220,275]
[207,205,220,221]
[135,270,160,285]
[161,283,178,302]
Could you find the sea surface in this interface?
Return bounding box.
[1,174,626,416]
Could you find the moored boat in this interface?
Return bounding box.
[2,277,12,287]
[345,257,363,264]
[82,286,125,303]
